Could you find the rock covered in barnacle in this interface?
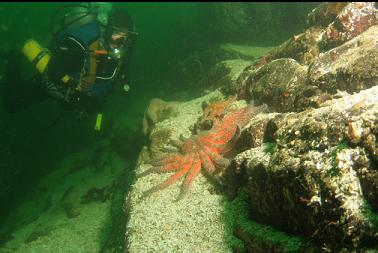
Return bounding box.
[240,26,324,68]
[228,86,378,251]
[223,5,378,249]
[231,3,377,92]
[235,24,378,114]
[309,25,378,94]
[319,2,377,50]
[248,2,377,67]
[307,2,348,27]
[243,58,309,112]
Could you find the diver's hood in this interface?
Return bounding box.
[63,7,97,28]
[60,3,113,30]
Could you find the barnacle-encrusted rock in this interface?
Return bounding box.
[309,25,378,94]
[237,24,378,114]
[248,27,324,67]
[243,58,308,112]
[319,2,377,50]
[223,5,378,251]
[230,86,378,251]
[251,2,377,68]
[307,2,348,27]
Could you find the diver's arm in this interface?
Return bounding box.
[43,36,86,104]
[46,36,85,83]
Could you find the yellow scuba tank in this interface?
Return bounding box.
[22,39,51,74]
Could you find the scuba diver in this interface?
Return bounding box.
[1,3,137,130]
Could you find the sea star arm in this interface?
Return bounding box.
[142,155,194,197]
[177,153,202,200]
[137,157,186,177]
[197,148,216,175]
[200,142,231,169]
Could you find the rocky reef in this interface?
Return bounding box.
[229,86,378,251]
[125,3,378,252]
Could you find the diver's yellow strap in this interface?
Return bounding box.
[94,113,103,131]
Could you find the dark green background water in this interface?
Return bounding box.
[0,2,317,230]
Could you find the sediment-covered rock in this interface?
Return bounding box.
[142,98,180,136]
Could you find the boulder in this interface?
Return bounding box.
[228,86,378,251]
[319,2,377,50]
[309,25,378,94]
[243,58,309,112]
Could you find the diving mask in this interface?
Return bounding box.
[110,31,128,48]
[105,25,138,60]
[107,30,129,60]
